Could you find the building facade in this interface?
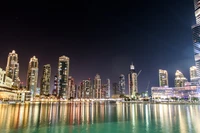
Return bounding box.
[57,56,70,99]
[192,0,200,79]
[175,70,188,87]
[105,79,111,98]
[119,74,126,95]
[128,64,138,98]
[190,66,198,82]
[26,56,39,100]
[159,69,168,87]
[94,74,101,98]
[151,86,200,100]
[68,76,76,98]
[5,50,20,88]
[112,82,119,95]
[40,64,51,96]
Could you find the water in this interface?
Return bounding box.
[0,102,200,133]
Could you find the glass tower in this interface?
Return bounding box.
[159,69,168,87]
[40,64,51,96]
[192,0,200,78]
[58,56,70,99]
[26,56,39,100]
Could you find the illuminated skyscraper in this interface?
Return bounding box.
[26,56,39,100]
[175,70,188,87]
[192,0,200,78]
[40,64,51,96]
[105,79,110,98]
[68,76,76,98]
[58,56,70,99]
[190,66,198,81]
[94,74,101,98]
[119,74,125,94]
[194,0,200,24]
[128,64,138,98]
[159,69,168,87]
[6,50,20,88]
[52,75,58,96]
[82,79,92,98]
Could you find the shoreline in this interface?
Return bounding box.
[1,100,200,105]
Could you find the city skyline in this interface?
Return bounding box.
[0,0,196,93]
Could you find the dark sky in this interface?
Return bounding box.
[0,0,196,93]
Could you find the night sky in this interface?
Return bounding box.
[0,0,196,94]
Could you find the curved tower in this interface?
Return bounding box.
[192,0,200,79]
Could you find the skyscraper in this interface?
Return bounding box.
[119,74,125,95]
[112,83,119,95]
[192,0,200,79]
[68,76,76,98]
[105,79,110,98]
[82,79,92,98]
[190,66,198,81]
[40,64,51,96]
[6,50,20,88]
[159,69,168,87]
[52,75,58,96]
[26,56,39,100]
[58,56,70,99]
[175,70,188,87]
[94,74,101,98]
[128,64,138,98]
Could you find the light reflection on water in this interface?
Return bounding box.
[0,102,200,133]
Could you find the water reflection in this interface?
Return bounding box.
[0,103,200,133]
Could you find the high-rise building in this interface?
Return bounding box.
[105,79,110,98]
[82,79,92,98]
[159,69,168,87]
[58,56,70,99]
[192,0,200,79]
[52,75,58,96]
[119,74,125,94]
[112,83,119,95]
[26,56,39,100]
[128,64,138,98]
[40,64,51,96]
[6,50,20,88]
[94,74,101,98]
[190,66,198,81]
[175,70,188,87]
[68,76,76,98]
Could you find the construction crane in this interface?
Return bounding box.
[146,81,150,91]
[137,70,142,77]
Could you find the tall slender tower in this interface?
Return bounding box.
[175,70,188,87]
[40,64,51,96]
[128,63,138,98]
[6,50,20,88]
[68,76,76,98]
[119,74,125,94]
[192,0,200,79]
[105,79,110,98]
[159,69,168,87]
[27,56,39,100]
[58,56,70,99]
[94,74,101,98]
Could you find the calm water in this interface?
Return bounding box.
[0,102,200,133]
